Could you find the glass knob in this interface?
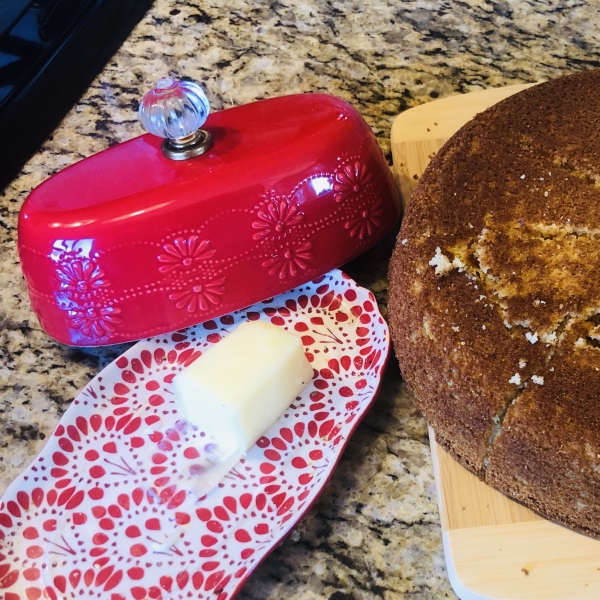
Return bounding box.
[139,77,212,160]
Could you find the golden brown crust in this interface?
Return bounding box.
[388,69,600,536]
[486,320,600,538]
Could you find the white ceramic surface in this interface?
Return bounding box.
[0,269,389,600]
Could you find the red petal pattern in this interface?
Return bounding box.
[0,270,387,600]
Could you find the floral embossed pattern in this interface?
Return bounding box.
[333,161,372,203]
[0,270,388,600]
[251,195,304,241]
[261,241,314,279]
[344,199,384,240]
[168,278,227,313]
[157,236,214,273]
[52,240,122,342]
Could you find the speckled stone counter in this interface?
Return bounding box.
[2,1,600,597]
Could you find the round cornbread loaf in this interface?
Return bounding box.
[388,70,600,537]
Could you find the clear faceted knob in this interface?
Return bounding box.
[139,77,212,160]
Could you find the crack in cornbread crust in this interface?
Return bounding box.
[487,318,600,537]
[388,70,600,537]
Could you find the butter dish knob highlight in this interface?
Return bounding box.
[139,76,213,160]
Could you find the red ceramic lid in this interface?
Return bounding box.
[18,89,400,346]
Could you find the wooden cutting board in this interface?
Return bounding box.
[391,84,600,600]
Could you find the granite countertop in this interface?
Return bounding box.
[1,1,599,598]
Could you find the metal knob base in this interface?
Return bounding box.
[161,129,213,160]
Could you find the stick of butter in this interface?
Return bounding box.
[173,321,313,492]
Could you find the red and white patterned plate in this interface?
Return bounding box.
[0,269,389,600]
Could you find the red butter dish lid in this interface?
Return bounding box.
[18,79,400,346]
